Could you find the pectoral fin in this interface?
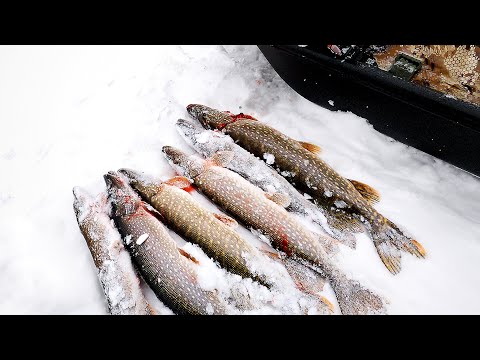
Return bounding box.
[348,179,380,205]
[264,192,291,208]
[178,248,200,264]
[213,213,238,228]
[164,176,192,189]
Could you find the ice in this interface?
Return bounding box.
[263,153,275,165]
[195,131,211,144]
[124,235,132,245]
[328,100,335,106]
[1,45,480,314]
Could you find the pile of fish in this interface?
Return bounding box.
[73,104,426,315]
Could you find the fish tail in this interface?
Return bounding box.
[331,273,387,315]
[370,216,426,275]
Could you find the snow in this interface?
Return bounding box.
[263,153,275,165]
[1,45,480,314]
[136,233,149,245]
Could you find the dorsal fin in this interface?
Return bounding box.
[209,151,234,167]
[298,141,322,155]
[213,213,238,228]
[348,179,381,205]
[264,192,291,208]
[164,176,192,189]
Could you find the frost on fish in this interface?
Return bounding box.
[175,118,356,246]
[163,146,386,314]
[263,153,275,165]
[72,187,154,315]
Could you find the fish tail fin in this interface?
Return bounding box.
[282,257,334,314]
[331,273,387,315]
[371,216,426,275]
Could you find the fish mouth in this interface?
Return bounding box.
[176,118,198,132]
[186,104,210,128]
[72,186,88,203]
[162,145,186,164]
[103,171,127,190]
[72,186,91,214]
[118,168,145,184]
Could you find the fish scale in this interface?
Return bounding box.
[162,146,387,315]
[186,104,426,275]
[104,171,226,315]
[73,187,154,315]
[175,118,356,247]
[119,171,269,286]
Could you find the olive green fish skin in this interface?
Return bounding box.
[162,147,387,314]
[226,120,377,223]
[121,173,268,286]
[187,104,425,274]
[73,187,154,315]
[104,172,226,315]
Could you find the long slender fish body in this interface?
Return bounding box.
[187,104,426,275]
[73,187,154,315]
[162,146,387,315]
[118,168,271,287]
[104,171,226,315]
[175,118,355,247]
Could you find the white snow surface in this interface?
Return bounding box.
[1,45,480,314]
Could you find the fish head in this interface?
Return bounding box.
[72,186,93,219]
[104,171,141,217]
[162,145,206,180]
[73,187,109,220]
[175,118,205,144]
[118,168,163,201]
[186,104,235,130]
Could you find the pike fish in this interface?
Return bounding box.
[187,104,426,274]
[162,145,387,315]
[73,187,154,315]
[175,118,355,247]
[119,168,333,313]
[118,168,271,286]
[104,171,226,315]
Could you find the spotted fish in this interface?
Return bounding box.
[187,104,426,275]
[162,146,387,315]
[73,187,154,315]
[118,168,271,286]
[104,171,227,315]
[175,118,356,247]
[119,168,333,313]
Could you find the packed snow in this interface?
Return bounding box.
[1,45,480,314]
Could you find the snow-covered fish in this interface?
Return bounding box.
[187,104,426,275]
[118,168,271,287]
[119,168,333,313]
[162,146,387,315]
[175,118,355,247]
[73,187,154,315]
[104,171,227,315]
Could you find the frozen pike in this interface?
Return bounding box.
[73,187,154,315]
[119,168,333,313]
[104,171,226,315]
[175,118,355,247]
[187,104,426,275]
[118,168,270,286]
[162,146,387,315]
